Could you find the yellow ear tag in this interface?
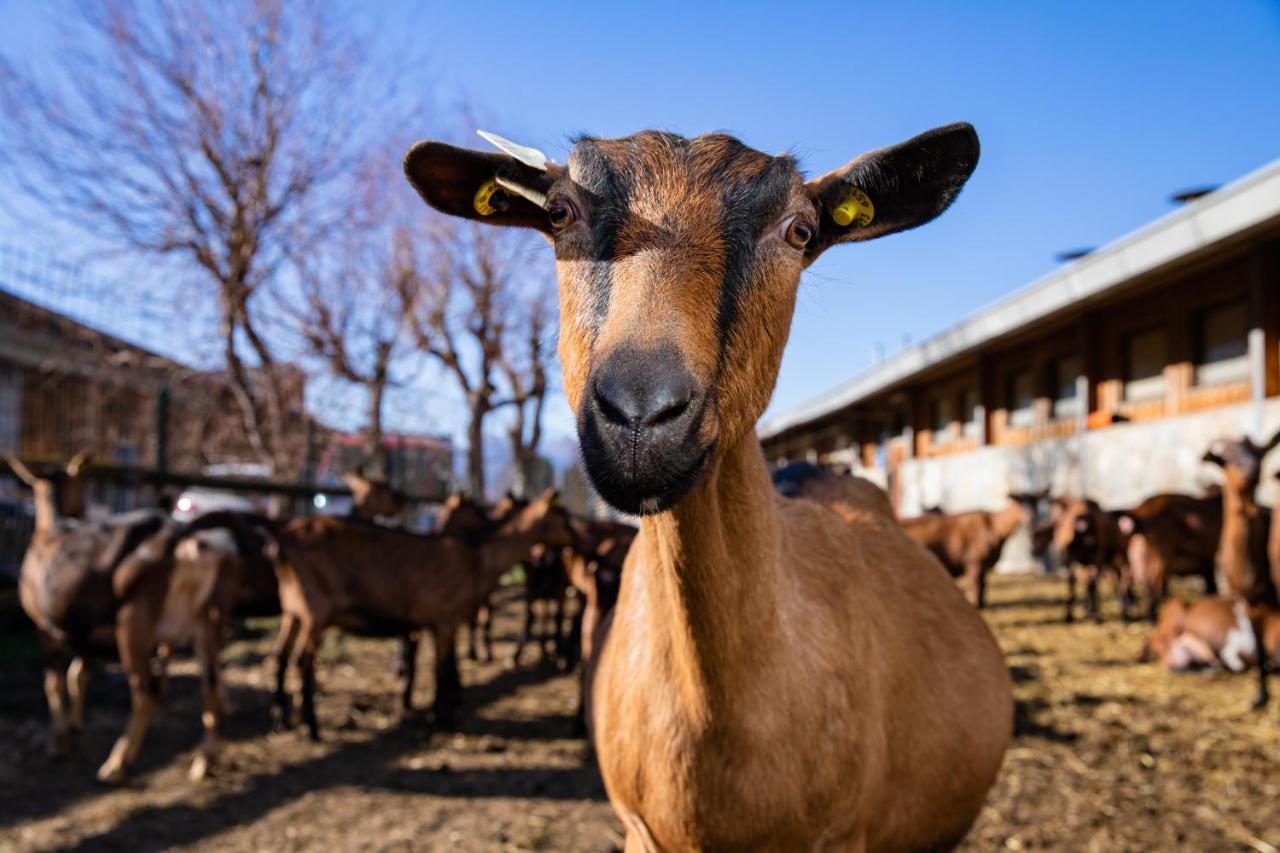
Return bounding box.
[831,188,875,228]
[473,178,500,216]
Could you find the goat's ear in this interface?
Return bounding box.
[804,123,979,261]
[404,141,561,232]
[4,453,40,488]
[66,450,92,477]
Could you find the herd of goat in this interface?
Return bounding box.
[4,428,1278,788]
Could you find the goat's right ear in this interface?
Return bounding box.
[404,141,561,232]
[4,453,40,488]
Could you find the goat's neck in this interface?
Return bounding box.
[31,482,60,537]
[635,435,783,719]
[990,503,1025,541]
[1218,483,1261,591]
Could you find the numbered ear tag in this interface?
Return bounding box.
[474,178,502,216]
[831,188,875,228]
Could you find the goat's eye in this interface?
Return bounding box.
[548,199,576,231]
[783,216,813,250]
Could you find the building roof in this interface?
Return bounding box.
[758,157,1280,441]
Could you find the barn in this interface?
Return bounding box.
[759,158,1280,566]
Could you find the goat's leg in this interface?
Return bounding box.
[98,610,157,783]
[1116,566,1135,623]
[66,656,90,745]
[962,561,985,609]
[297,627,321,742]
[271,612,300,731]
[551,593,568,669]
[478,603,494,663]
[40,642,72,758]
[1203,565,1219,596]
[400,634,420,715]
[466,611,481,662]
[431,626,462,730]
[1249,611,1271,712]
[511,595,535,668]
[1064,566,1077,623]
[189,617,224,781]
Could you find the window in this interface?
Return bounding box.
[1124,328,1166,401]
[961,388,982,440]
[931,396,954,445]
[1050,355,1083,419]
[1195,300,1250,386]
[1006,369,1035,428]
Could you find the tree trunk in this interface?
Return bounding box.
[467,407,486,499]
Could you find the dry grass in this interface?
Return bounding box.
[1,575,1278,851]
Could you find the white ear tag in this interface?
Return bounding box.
[477,130,551,171]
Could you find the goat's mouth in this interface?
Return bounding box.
[577,408,716,516]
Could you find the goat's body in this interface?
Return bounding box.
[900,505,1023,608]
[772,462,895,523]
[1121,492,1221,622]
[1053,500,1133,623]
[591,442,1011,851]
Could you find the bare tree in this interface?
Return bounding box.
[398,219,550,499]
[0,0,412,476]
[499,293,555,496]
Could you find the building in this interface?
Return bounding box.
[759,158,1280,536]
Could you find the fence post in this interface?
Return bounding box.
[303,417,317,516]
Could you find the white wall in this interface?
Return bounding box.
[892,398,1280,571]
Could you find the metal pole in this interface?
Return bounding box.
[154,385,170,474]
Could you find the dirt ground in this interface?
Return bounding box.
[2,573,1279,852]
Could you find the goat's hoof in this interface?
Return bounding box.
[188,755,210,782]
[1250,696,1270,713]
[96,761,127,785]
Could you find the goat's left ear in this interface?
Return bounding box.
[805,123,979,261]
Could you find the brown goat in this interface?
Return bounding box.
[435,492,511,663]
[1052,499,1133,623]
[344,468,409,521]
[406,122,1010,849]
[1116,490,1221,623]
[4,451,92,530]
[901,494,1038,608]
[270,489,574,735]
[1202,432,1280,709]
[771,460,896,523]
[97,518,262,782]
[1141,596,1280,673]
[12,456,265,781]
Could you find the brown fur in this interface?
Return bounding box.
[1118,491,1221,623]
[1141,596,1280,673]
[1051,499,1133,623]
[405,123,1008,850]
[269,490,574,735]
[1202,433,1280,709]
[900,499,1034,608]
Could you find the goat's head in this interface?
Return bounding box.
[1202,431,1280,495]
[4,451,91,522]
[499,488,576,549]
[437,492,492,537]
[343,468,408,520]
[406,124,979,514]
[1050,499,1100,560]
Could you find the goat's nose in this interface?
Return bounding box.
[592,348,699,428]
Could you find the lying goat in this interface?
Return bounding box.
[1141,596,1280,674]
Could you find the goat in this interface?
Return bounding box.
[771,460,896,522]
[1051,499,1133,623]
[406,122,1011,849]
[343,467,409,522]
[900,493,1039,608]
[269,489,574,736]
[511,543,575,668]
[1140,596,1279,673]
[1115,490,1221,623]
[1202,432,1280,710]
[96,516,266,782]
[4,451,92,529]
[10,455,265,781]
[434,492,508,663]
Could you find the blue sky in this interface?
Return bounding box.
[3,1,1279,452]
